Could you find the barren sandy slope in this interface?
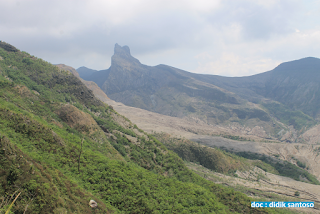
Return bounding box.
[105,99,276,141]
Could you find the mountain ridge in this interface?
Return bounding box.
[76,66,97,79]
[186,57,320,118]
[79,44,318,141]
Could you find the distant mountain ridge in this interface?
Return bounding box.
[192,57,320,118]
[81,45,249,114]
[78,44,319,140]
[76,66,97,79]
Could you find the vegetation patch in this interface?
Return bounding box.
[226,150,319,185]
[154,133,248,175]
[262,102,315,131]
[0,135,113,214]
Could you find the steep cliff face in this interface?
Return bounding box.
[111,43,141,67]
[101,44,165,96]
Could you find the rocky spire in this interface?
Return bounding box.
[111,43,141,66]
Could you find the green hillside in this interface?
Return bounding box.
[0,42,295,213]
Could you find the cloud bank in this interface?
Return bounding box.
[1,0,320,76]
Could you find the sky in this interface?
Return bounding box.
[1,0,320,77]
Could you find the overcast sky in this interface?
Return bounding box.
[1,0,320,76]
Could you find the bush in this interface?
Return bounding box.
[297,160,306,169]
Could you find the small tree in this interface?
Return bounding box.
[294,191,300,197]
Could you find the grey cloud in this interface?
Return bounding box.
[206,0,299,40]
[0,0,319,74]
[103,11,209,55]
[1,1,207,62]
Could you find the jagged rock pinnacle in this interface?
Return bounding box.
[114,43,130,55]
[111,43,140,67]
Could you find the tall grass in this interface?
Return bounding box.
[4,192,21,214]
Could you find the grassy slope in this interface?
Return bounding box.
[0,42,290,213]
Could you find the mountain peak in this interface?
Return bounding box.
[274,57,320,73]
[112,43,140,67]
[114,43,131,55]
